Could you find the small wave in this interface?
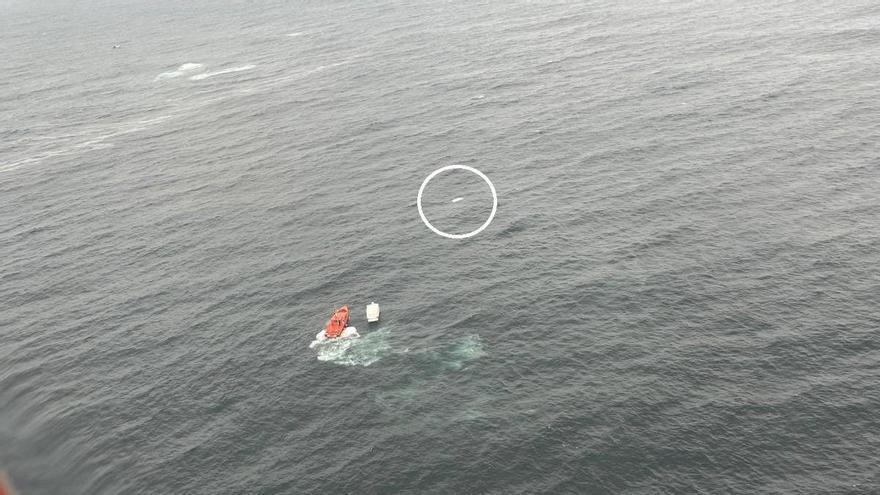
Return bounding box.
[190,64,255,81]
[312,327,392,367]
[154,63,204,81]
[286,32,305,37]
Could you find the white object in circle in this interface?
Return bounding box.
[417,165,498,239]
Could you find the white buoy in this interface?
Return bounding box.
[366,302,380,322]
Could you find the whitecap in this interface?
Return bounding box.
[154,63,204,81]
[189,64,255,81]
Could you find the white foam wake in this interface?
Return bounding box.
[190,64,255,81]
[311,327,392,367]
[309,327,359,348]
[154,63,204,81]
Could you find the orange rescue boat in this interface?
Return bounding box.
[324,305,350,338]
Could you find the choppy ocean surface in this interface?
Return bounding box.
[2,0,880,493]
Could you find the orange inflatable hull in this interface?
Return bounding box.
[324,306,350,338]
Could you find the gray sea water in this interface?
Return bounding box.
[2,0,880,493]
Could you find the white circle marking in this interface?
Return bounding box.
[417,165,497,239]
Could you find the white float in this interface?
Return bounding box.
[366,302,380,322]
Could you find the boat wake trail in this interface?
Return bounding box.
[309,331,486,369]
[311,327,393,367]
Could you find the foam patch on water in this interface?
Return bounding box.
[190,64,256,81]
[312,327,392,367]
[3,61,346,174]
[0,115,173,173]
[177,63,204,72]
[443,334,487,369]
[154,63,204,80]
